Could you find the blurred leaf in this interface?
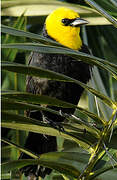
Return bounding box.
[1,173,11,180]
[1,0,116,25]
[91,67,113,121]
[89,163,117,179]
[84,0,117,28]
[2,14,26,62]
[108,133,117,149]
[92,0,117,17]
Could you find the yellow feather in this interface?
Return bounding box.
[45,7,82,50]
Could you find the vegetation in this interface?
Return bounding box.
[1,0,117,179]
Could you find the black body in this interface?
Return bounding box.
[19,29,91,178]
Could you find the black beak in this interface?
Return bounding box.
[70,18,88,27]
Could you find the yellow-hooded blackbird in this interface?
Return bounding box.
[20,7,91,179]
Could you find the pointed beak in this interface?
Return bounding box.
[70,18,88,27]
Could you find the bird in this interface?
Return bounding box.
[19,7,91,179]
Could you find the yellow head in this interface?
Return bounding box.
[45,7,88,50]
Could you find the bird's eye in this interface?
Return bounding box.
[62,18,70,26]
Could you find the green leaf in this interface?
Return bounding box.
[1,110,78,141]
[1,0,114,25]
[1,24,117,77]
[2,91,76,108]
[89,163,117,179]
[84,0,117,28]
[1,152,90,178]
[2,42,117,80]
[1,97,100,141]
[1,111,93,152]
[76,106,105,125]
[1,97,102,133]
[2,15,26,62]
[91,67,113,121]
[68,118,100,139]
[1,138,38,159]
[1,173,11,180]
[1,97,67,116]
[2,61,117,110]
[1,24,60,47]
[2,110,46,126]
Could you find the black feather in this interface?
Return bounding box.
[19,26,92,178]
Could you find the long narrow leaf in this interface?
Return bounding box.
[2,14,26,62]
[1,98,100,139]
[89,163,117,179]
[2,97,67,116]
[1,24,60,47]
[1,91,108,125]
[2,43,117,80]
[2,62,117,109]
[84,0,117,28]
[1,110,47,126]
[2,121,92,152]
[1,24,117,77]
[1,110,93,152]
[2,151,90,178]
[1,110,98,143]
[1,138,38,158]
[2,118,98,150]
[2,91,76,108]
[2,97,104,127]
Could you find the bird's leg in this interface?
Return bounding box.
[42,114,65,132]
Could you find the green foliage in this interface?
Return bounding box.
[1,0,117,180]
